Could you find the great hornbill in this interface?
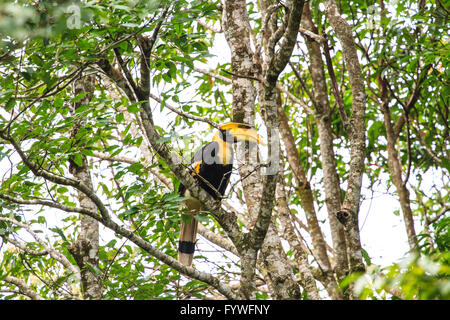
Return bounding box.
[178,122,264,266]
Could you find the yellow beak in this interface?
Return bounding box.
[228,127,265,145]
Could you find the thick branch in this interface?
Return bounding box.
[136,5,170,97]
[3,276,44,300]
[301,3,348,283]
[277,90,331,272]
[223,0,261,299]
[326,0,366,275]
[68,75,102,299]
[381,101,418,249]
[266,0,305,84]
[275,180,320,299]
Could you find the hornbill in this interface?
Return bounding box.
[178,122,264,266]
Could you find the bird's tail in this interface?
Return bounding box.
[178,213,198,266]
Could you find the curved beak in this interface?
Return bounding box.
[229,127,265,145]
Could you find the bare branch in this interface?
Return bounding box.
[326,0,367,276]
[149,93,220,129]
[197,224,239,257]
[276,83,315,115]
[322,33,350,133]
[299,27,325,43]
[3,237,49,256]
[220,68,262,82]
[266,0,305,84]
[0,193,95,216]
[91,151,138,165]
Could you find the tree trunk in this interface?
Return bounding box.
[277,89,342,299]
[275,180,320,299]
[325,0,366,278]
[380,100,418,250]
[68,75,102,299]
[222,0,304,299]
[301,4,349,283]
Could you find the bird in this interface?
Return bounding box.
[177,122,264,266]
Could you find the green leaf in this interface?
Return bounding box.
[57,186,69,194]
[50,227,67,241]
[127,101,146,113]
[194,214,210,223]
[37,216,46,224]
[128,162,144,175]
[116,113,125,123]
[5,98,15,111]
[70,92,89,103]
[86,263,103,276]
[181,215,193,224]
[81,149,94,157]
[72,153,83,167]
[361,248,372,266]
[127,104,141,113]
[105,239,117,248]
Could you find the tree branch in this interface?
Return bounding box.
[266,0,306,84]
[136,5,170,97]
[322,32,350,133]
[0,131,111,221]
[149,93,220,129]
[326,0,367,276]
[300,3,348,282]
[0,216,79,279]
[3,276,44,300]
[275,178,320,299]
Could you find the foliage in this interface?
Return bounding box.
[352,215,450,300]
[353,252,450,300]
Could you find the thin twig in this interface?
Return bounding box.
[322,33,350,133]
[220,69,262,82]
[288,61,318,109]
[149,93,220,129]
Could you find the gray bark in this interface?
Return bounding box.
[222,0,305,299]
[68,75,102,299]
[325,0,367,277]
[300,4,349,293]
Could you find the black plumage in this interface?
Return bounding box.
[178,140,233,200]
